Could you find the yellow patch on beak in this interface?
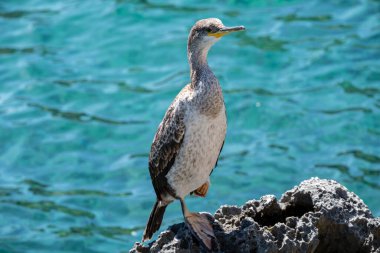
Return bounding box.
[207,32,228,38]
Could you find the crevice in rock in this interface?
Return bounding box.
[254,195,314,227]
[282,194,315,219]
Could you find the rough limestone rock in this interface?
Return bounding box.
[130,178,380,253]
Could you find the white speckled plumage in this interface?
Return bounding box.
[166,97,226,199]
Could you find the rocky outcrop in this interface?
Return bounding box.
[130,178,380,253]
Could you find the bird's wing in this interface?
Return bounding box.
[209,139,224,177]
[214,140,225,168]
[149,99,186,199]
[210,108,226,176]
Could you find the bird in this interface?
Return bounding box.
[142,18,245,250]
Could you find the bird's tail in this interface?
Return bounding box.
[142,200,167,242]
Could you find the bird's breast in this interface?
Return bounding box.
[166,106,227,198]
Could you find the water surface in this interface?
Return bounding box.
[0,0,379,252]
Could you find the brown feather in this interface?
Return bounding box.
[148,87,187,200]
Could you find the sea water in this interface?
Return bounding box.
[0,0,379,252]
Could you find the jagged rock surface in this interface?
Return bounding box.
[130,178,380,253]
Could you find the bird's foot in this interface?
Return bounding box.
[185,212,215,251]
[193,181,209,197]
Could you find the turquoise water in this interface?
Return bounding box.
[1,0,379,252]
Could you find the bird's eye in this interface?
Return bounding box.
[206,28,212,33]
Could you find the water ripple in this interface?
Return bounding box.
[117,0,211,12]
[316,163,380,190]
[54,225,144,239]
[225,85,330,96]
[339,81,380,97]
[0,47,35,55]
[360,167,380,176]
[276,14,332,22]
[0,9,59,19]
[23,179,132,197]
[53,79,154,94]
[28,103,147,125]
[315,107,372,115]
[1,200,95,218]
[338,150,380,164]
[237,34,288,51]
[269,144,289,152]
[0,186,20,197]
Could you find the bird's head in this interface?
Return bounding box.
[188,18,245,60]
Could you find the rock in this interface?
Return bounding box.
[130,178,380,253]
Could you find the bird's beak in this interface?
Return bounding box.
[208,26,245,38]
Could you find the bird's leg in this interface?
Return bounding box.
[193,180,210,197]
[180,198,215,250]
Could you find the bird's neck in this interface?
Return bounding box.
[188,48,214,89]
